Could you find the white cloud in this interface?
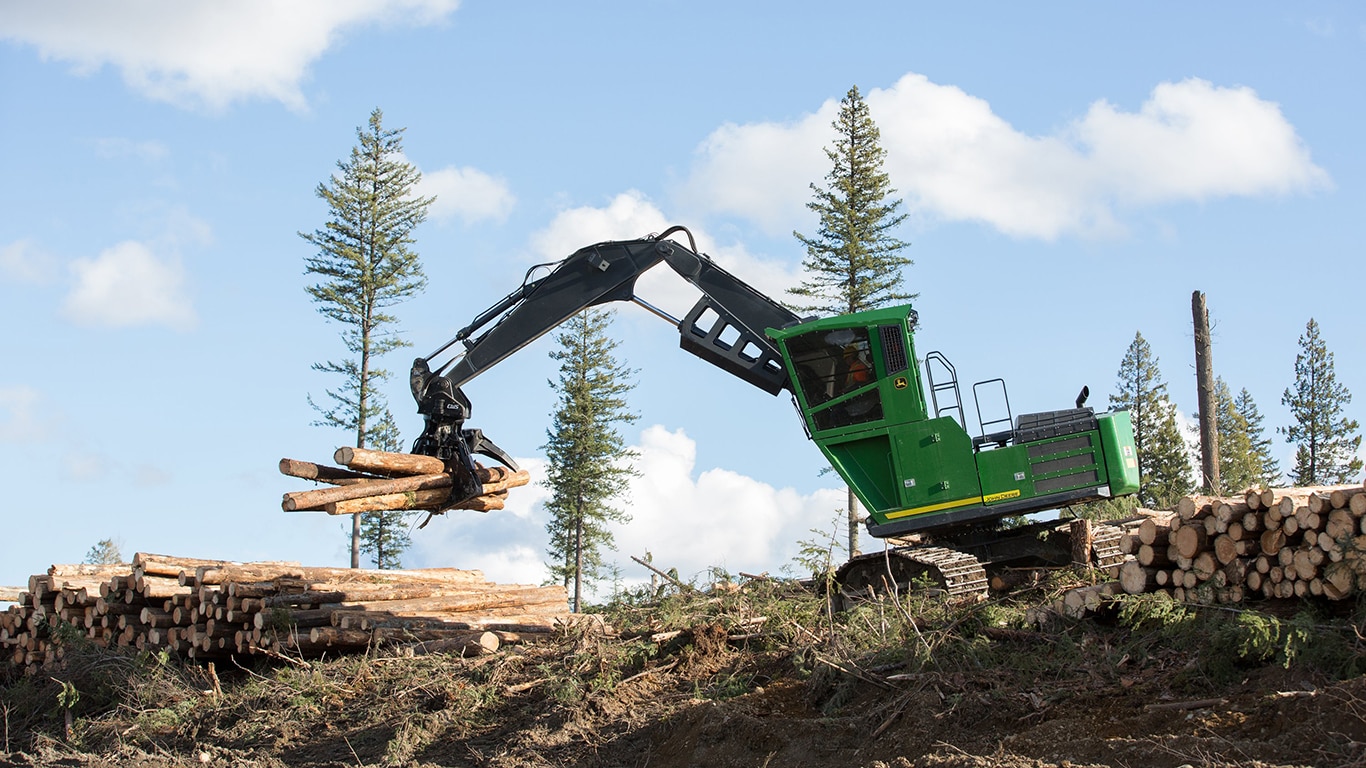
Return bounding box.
[405,428,842,595]
[0,0,460,111]
[530,192,803,321]
[94,137,170,162]
[62,241,197,330]
[611,426,843,584]
[419,165,516,224]
[680,74,1330,240]
[63,449,109,482]
[0,239,57,284]
[0,387,48,442]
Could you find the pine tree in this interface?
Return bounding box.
[790,84,913,557]
[83,539,122,565]
[1216,379,1279,490]
[358,410,414,569]
[1215,378,1257,491]
[1280,318,1363,485]
[1234,387,1280,485]
[1145,399,1196,509]
[300,107,433,567]
[542,307,639,612]
[1109,332,1193,508]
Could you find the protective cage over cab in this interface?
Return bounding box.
[766,304,1140,538]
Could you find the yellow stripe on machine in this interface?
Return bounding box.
[884,496,984,520]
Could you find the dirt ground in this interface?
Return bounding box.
[3,592,1365,768]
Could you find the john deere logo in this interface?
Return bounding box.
[893,376,908,389]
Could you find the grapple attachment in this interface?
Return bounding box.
[410,358,519,510]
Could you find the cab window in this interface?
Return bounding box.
[786,327,877,407]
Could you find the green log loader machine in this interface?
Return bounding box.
[409,227,1140,601]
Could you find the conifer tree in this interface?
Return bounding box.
[300,107,433,567]
[790,85,913,557]
[1145,400,1196,508]
[1109,332,1194,508]
[358,410,413,569]
[1280,318,1363,485]
[83,539,122,565]
[1216,379,1279,490]
[1215,378,1256,491]
[1234,387,1280,485]
[542,307,639,612]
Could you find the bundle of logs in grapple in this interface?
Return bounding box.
[2,554,570,674]
[279,447,531,518]
[1117,482,1366,603]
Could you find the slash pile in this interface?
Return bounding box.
[279,447,531,517]
[1118,482,1366,602]
[2,553,570,675]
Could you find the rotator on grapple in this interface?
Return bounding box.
[406,226,1141,598]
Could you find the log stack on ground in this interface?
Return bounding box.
[1115,481,1366,603]
[1,553,571,676]
[279,447,531,518]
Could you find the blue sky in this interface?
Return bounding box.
[1,2,1362,596]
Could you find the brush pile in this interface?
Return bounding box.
[2,554,570,675]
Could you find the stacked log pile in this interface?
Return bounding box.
[2,554,570,675]
[1117,482,1366,603]
[280,447,531,517]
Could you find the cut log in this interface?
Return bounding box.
[282,472,455,511]
[1213,535,1239,566]
[277,459,383,486]
[1256,524,1278,554]
[1174,526,1208,560]
[1070,519,1093,566]
[333,447,447,477]
[1138,544,1173,568]
[1119,561,1158,594]
[1191,552,1218,582]
[283,468,529,512]
[1138,518,1170,546]
[323,489,452,515]
[403,631,501,656]
[1176,495,1218,522]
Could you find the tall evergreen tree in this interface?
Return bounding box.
[1280,318,1363,485]
[1216,379,1279,490]
[1215,378,1256,491]
[542,307,638,612]
[300,107,433,567]
[358,410,414,569]
[790,84,913,557]
[1109,332,1194,508]
[1234,387,1280,485]
[83,539,123,565]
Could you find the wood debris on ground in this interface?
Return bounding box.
[1,553,572,676]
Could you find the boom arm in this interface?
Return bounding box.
[408,227,803,489]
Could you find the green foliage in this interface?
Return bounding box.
[790,85,913,316]
[1235,387,1281,485]
[1215,379,1280,491]
[358,410,415,569]
[1069,494,1138,521]
[82,538,123,565]
[542,307,639,612]
[786,511,847,581]
[1280,318,1363,485]
[790,85,912,557]
[1109,332,1193,508]
[299,107,432,567]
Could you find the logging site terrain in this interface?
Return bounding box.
[6,482,1366,768]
